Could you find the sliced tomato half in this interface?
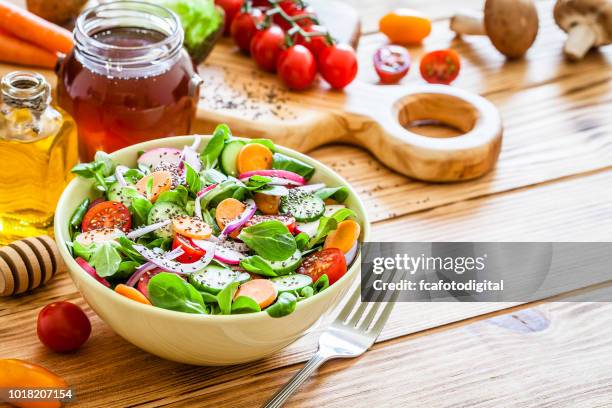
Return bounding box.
[297,248,347,285]
[81,201,131,232]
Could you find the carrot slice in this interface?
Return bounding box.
[115,284,152,305]
[234,279,277,309]
[0,1,73,54]
[216,198,246,230]
[135,171,172,202]
[236,143,273,174]
[0,28,57,68]
[172,216,212,239]
[324,198,339,205]
[324,219,361,253]
[254,193,280,215]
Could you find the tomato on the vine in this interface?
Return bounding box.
[37,301,91,353]
[82,200,131,232]
[231,8,265,53]
[172,234,206,263]
[419,49,461,85]
[295,24,330,59]
[215,0,244,35]
[318,43,358,89]
[373,45,411,84]
[273,1,317,29]
[297,248,347,285]
[277,44,317,90]
[250,25,286,72]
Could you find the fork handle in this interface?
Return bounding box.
[262,352,331,408]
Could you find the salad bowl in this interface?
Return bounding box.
[54,135,369,365]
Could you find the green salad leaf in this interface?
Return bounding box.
[158,0,222,53]
[266,292,297,318]
[308,208,356,249]
[90,242,122,278]
[202,124,231,169]
[184,162,202,194]
[148,273,207,314]
[315,186,350,203]
[232,296,261,314]
[239,255,277,277]
[272,153,315,180]
[130,196,153,227]
[69,198,90,239]
[217,280,241,315]
[156,185,189,207]
[312,274,330,294]
[239,220,297,261]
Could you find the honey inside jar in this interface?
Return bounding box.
[57,1,201,161]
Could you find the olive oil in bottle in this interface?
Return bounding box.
[0,71,78,244]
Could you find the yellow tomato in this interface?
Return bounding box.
[379,9,432,44]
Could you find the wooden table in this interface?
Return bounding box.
[3,0,612,406]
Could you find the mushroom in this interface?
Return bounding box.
[450,0,539,58]
[554,0,612,60]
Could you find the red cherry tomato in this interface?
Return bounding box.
[231,8,265,53]
[277,44,317,90]
[373,45,411,84]
[250,25,286,72]
[318,43,358,89]
[215,0,244,36]
[273,1,317,29]
[81,200,131,232]
[244,214,297,234]
[419,49,461,85]
[171,234,206,263]
[297,248,347,285]
[295,25,331,59]
[37,301,91,353]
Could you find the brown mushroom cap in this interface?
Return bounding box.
[484,0,540,58]
[554,0,612,45]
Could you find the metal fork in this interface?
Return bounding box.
[262,283,398,408]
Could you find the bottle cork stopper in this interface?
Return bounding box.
[0,236,63,297]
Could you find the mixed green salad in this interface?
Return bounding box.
[68,124,361,317]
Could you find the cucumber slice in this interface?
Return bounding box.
[268,249,302,274]
[189,266,249,294]
[221,140,245,177]
[280,189,325,222]
[147,202,187,238]
[107,183,141,207]
[271,274,312,293]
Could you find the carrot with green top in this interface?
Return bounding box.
[0,0,73,54]
[0,28,57,68]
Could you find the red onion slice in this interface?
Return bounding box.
[190,137,201,151]
[114,165,130,187]
[182,145,201,173]
[219,199,256,239]
[240,176,304,187]
[206,235,250,253]
[195,183,218,219]
[126,220,171,240]
[126,246,184,287]
[296,183,325,193]
[132,243,215,275]
[239,170,305,185]
[192,239,246,265]
[344,242,359,266]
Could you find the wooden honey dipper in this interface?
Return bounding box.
[0,236,64,296]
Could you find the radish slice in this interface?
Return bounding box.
[126,220,171,240]
[192,239,246,265]
[219,199,256,238]
[133,243,214,275]
[344,241,359,266]
[138,148,182,168]
[207,235,250,252]
[240,176,303,187]
[239,170,305,185]
[126,247,184,287]
[115,165,130,187]
[76,257,110,287]
[296,183,325,193]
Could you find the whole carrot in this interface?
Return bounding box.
[0,0,73,54]
[0,29,57,68]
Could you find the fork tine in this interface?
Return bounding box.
[335,287,361,322]
[369,290,399,336]
[348,275,389,326]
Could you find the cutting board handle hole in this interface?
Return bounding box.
[395,93,480,139]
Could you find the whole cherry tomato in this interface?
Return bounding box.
[318,43,358,89]
[81,200,131,232]
[419,49,461,85]
[273,1,317,29]
[231,8,265,53]
[37,302,91,353]
[172,234,206,263]
[277,44,317,90]
[215,0,244,35]
[297,248,347,285]
[295,24,330,59]
[373,45,411,84]
[250,25,286,72]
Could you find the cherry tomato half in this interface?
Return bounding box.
[172,234,206,263]
[297,248,347,285]
[244,214,297,234]
[37,302,91,353]
[81,200,131,232]
[295,25,331,59]
[215,0,244,36]
[373,45,411,84]
[419,49,461,85]
[318,43,358,90]
[277,44,317,90]
[231,8,265,53]
[250,25,286,72]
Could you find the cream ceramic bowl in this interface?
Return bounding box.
[54,135,370,365]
